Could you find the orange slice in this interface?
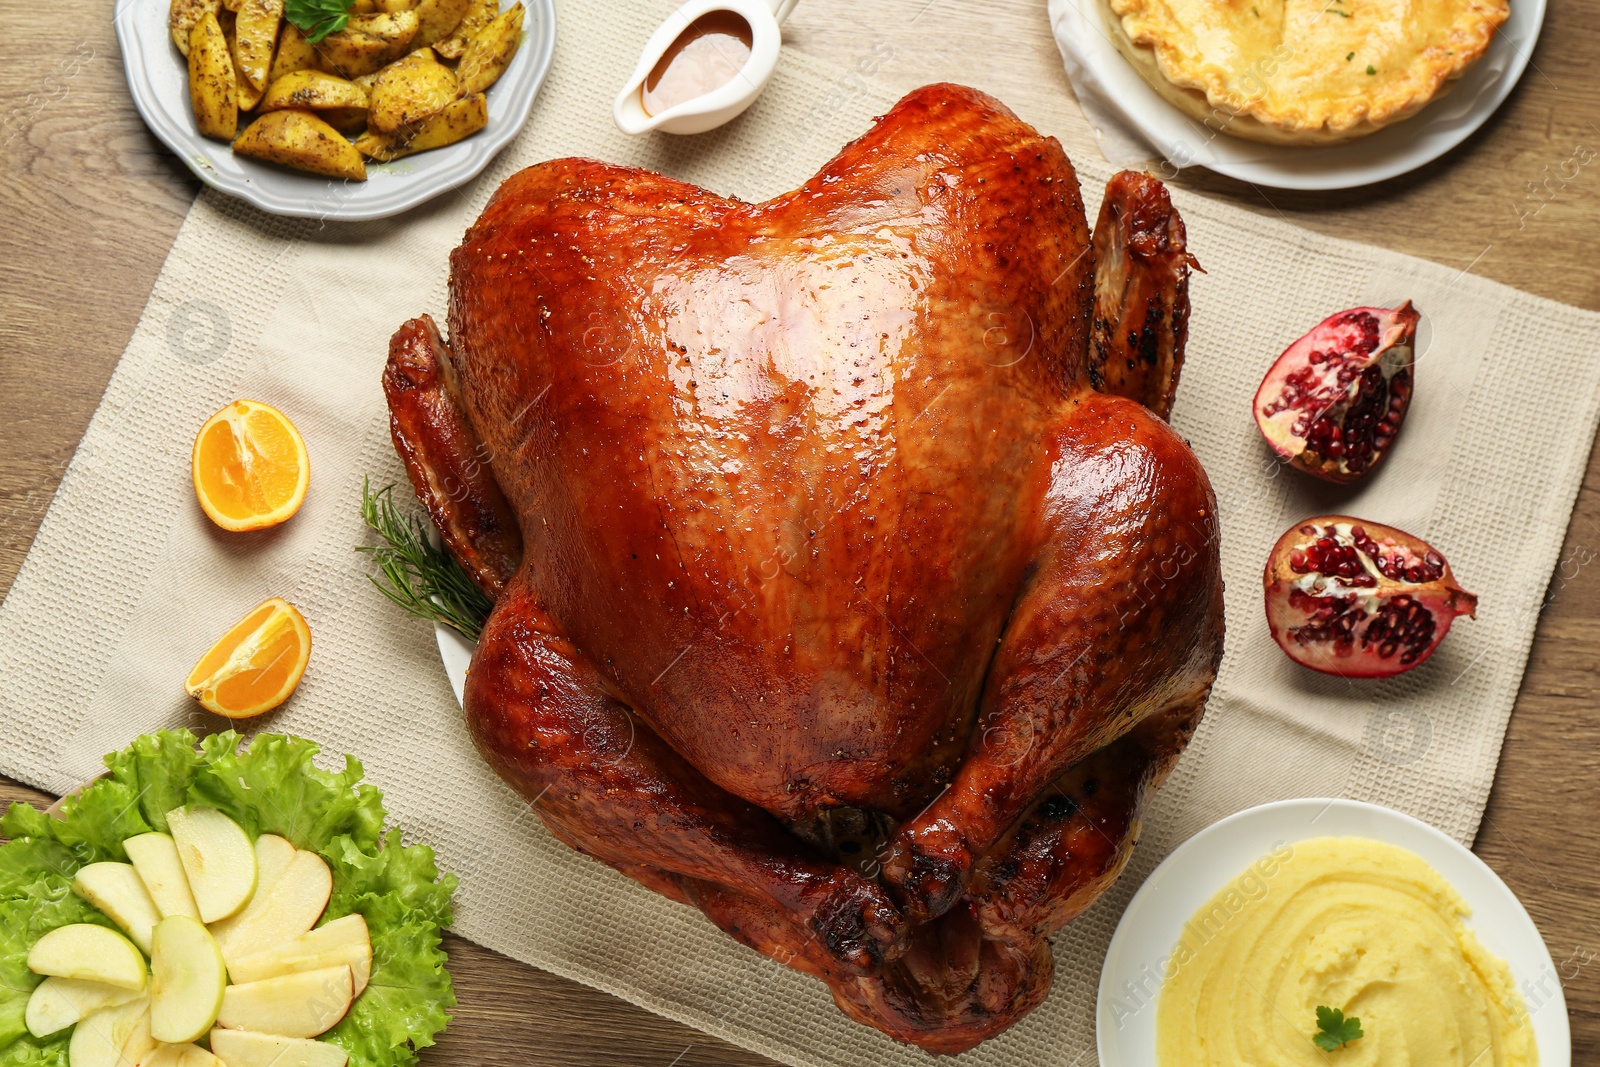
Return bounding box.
[185,598,311,718]
[192,400,310,531]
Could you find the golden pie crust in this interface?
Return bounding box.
[1105,0,1510,145]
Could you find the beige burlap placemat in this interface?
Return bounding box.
[4,0,1600,1062]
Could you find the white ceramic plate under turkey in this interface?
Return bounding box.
[1098,798,1570,1066]
[1051,0,1546,190]
[115,0,556,221]
[437,622,473,706]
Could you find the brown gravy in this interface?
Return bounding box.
[641,11,753,116]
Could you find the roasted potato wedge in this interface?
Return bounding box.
[366,9,423,50]
[236,76,265,110]
[312,28,388,77]
[410,91,488,148]
[355,92,485,160]
[175,0,510,181]
[233,0,282,91]
[171,0,221,55]
[234,109,367,179]
[413,0,472,48]
[268,23,317,83]
[315,11,419,77]
[321,107,370,134]
[456,2,522,96]
[351,130,391,160]
[432,0,494,60]
[187,12,238,140]
[369,48,457,134]
[223,21,266,110]
[260,69,370,111]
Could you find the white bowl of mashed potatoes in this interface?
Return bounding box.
[1098,798,1570,1067]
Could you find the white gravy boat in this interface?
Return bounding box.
[613,0,799,136]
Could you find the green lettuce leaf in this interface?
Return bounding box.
[324,894,455,1066]
[0,1037,68,1067]
[0,729,457,1067]
[0,809,51,854]
[45,781,154,864]
[0,837,75,899]
[191,732,386,853]
[325,829,456,928]
[104,729,204,833]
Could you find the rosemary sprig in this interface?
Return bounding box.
[358,479,492,642]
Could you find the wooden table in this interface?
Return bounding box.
[2,1,1597,1062]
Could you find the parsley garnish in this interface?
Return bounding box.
[1367,65,1377,74]
[1346,51,1356,60]
[1329,8,1350,15]
[285,0,354,42]
[1313,1006,1364,1051]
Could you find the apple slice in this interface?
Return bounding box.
[165,807,257,923]
[124,833,201,920]
[66,994,150,1067]
[73,863,164,955]
[251,833,299,890]
[204,834,295,948]
[26,924,146,990]
[216,965,354,1039]
[227,914,371,994]
[212,848,332,967]
[209,1029,350,1067]
[135,1043,220,1067]
[121,1007,158,1066]
[149,915,226,1044]
[23,976,141,1038]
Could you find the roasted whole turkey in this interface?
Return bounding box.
[384,84,1224,1052]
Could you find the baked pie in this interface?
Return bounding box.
[1106,0,1510,144]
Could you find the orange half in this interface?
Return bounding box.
[186,598,312,719]
[192,400,310,531]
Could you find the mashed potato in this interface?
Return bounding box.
[1155,837,1537,1066]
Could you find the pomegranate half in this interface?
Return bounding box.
[1254,303,1419,482]
[1264,516,1477,677]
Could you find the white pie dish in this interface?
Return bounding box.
[1097,797,1570,1066]
[114,0,557,221]
[1049,0,1547,190]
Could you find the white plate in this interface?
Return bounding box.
[1098,798,1570,1065]
[1053,0,1546,190]
[437,621,473,706]
[115,0,556,221]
